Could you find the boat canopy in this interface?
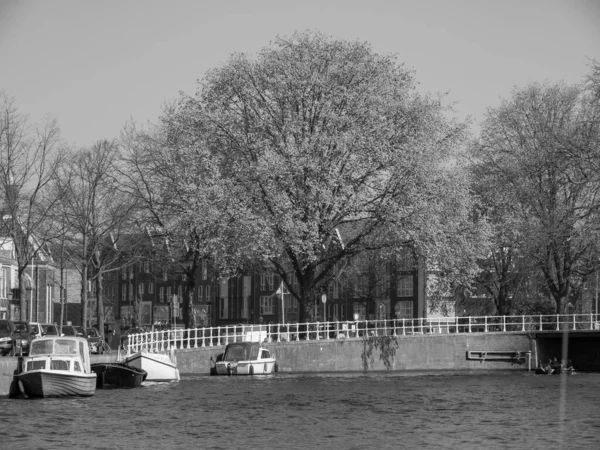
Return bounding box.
[30,337,87,357]
[223,342,261,362]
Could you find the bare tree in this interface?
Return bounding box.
[53,140,140,333]
[0,90,67,320]
[473,81,600,314]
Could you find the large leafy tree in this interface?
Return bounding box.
[473,81,600,314]
[135,32,483,323]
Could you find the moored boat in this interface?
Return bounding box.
[10,336,96,398]
[210,341,277,376]
[91,362,147,388]
[122,349,180,382]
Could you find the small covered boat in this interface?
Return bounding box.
[210,341,278,376]
[122,349,180,382]
[10,336,96,398]
[91,362,147,388]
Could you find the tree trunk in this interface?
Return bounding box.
[96,272,104,340]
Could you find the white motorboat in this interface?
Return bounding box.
[210,341,278,376]
[122,349,180,382]
[10,336,96,398]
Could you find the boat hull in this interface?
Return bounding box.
[91,363,147,388]
[215,359,277,375]
[13,370,96,398]
[123,352,180,382]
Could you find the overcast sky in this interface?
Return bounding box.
[1,0,599,149]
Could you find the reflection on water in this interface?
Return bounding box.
[2,371,600,450]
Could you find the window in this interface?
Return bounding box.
[353,302,366,320]
[144,261,149,273]
[397,249,414,271]
[220,297,229,319]
[138,283,144,295]
[260,272,266,290]
[285,295,298,313]
[397,275,413,297]
[121,268,126,280]
[148,283,154,294]
[122,287,127,301]
[206,285,211,301]
[395,301,413,319]
[159,287,164,303]
[166,287,172,302]
[202,260,208,280]
[268,273,274,290]
[162,269,168,281]
[260,295,273,315]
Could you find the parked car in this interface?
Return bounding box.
[61,325,79,337]
[29,322,44,339]
[74,326,86,337]
[41,323,60,336]
[0,319,17,356]
[13,321,34,356]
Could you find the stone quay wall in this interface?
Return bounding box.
[0,333,535,396]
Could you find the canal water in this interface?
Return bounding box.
[2,370,600,450]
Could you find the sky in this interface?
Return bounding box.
[1,0,599,149]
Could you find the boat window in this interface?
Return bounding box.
[261,350,270,359]
[54,339,78,355]
[74,361,82,372]
[79,342,85,357]
[27,360,46,371]
[250,346,259,361]
[30,339,54,356]
[224,345,247,361]
[50,360,70,371]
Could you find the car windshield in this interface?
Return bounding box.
[42,325,58,335]
[14,323,30,334]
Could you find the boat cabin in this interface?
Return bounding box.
[25,336,92,374]
[222,342,272,362]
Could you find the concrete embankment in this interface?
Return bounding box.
[0,333,537,397]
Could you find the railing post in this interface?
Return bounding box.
[316,322,320,340]
[402,318,405,336]
[468,317,472,333]
[573,314,576,330]
[556,315,560,331]
[503,316,506,332]
[484,316,488,333]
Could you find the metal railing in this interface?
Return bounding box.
[124,313,600,354]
